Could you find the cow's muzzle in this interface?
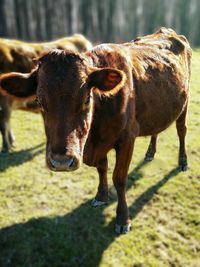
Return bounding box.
[47,153,80,172]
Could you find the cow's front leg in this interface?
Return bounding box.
[113,138,135,234]
[145,134,157,161]
[91,157,108,207]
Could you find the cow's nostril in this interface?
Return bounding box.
[66,157,75,168]
[48,154,79,171]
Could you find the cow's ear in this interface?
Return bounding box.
[89,68,126,96]
[0,68,37,100]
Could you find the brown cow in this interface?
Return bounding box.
[0,34,92,152]
[0,28,192,234]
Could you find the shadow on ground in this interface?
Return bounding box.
[0,161,180,267]
[0,143,45,172]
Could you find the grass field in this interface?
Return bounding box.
[0,50,200,267]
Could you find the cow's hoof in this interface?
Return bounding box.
[1,148,9,154]
[144,155,154,162]
[91,198,107,207]
[179,158,188,172]
[115,223,132,234]
[179,164,188,172]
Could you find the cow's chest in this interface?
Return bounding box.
[83,114,126,167]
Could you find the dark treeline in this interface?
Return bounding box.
[0,0,200,46]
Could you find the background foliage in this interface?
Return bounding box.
[0,0,200,45]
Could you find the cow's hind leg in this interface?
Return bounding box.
[176,105,188,171]
[91,157,108,207]
[8,125,15,148]
[113,138,135,234]
[145,134,157,161]
[0,121,11,153]
[0,97,14,153]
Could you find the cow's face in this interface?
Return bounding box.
[0,50,126,172]
[37,51,95,171]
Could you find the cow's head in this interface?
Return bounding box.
[0,50,125,171]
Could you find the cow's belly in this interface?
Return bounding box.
[135,88,188,136]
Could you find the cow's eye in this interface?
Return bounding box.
[84,95,90,105]
[82,94,91,110]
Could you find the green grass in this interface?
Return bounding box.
[0,50,200,267]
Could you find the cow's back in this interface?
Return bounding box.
[127,28,192,136]
[0,34,92,73]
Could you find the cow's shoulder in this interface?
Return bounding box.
[86,43,131,72]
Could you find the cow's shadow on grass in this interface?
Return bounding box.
[0,143,45,171]
[0,161,180,267]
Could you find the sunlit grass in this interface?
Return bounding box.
[0,51,199,267]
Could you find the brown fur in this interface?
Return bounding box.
[0,28,192,233]
[0,34,92,152]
